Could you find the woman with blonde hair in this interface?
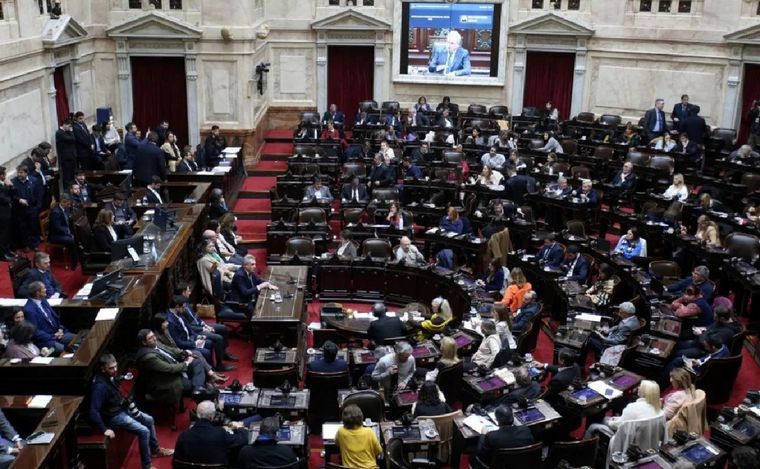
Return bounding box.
[663,368,696,420]
[585,380,663,438]
[502,267,532,312]
[662,173,689,202]
[437,336,461,369]
[695,215,721,247]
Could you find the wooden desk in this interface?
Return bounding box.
[256,389,310,415]
[0,395,82,469]
[251,266,308,348]
[380,419,441,446]
[247,422,308,458]
[254,347,300,369]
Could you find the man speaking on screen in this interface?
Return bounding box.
[428,30,471,77]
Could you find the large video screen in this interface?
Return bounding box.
[400,2,501,80]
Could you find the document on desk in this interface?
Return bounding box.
[212,166,232,173]
[28,395,52,408]
[322,423,341,441]
[48,298,63,306]
[75,283,94,298]
[30,357,55,365]
[223,147,242,154]
[0,298,27,307]
[26,432,55,444]
[463,414,498,435]
[96,308,119,321]
[587,380,622,400]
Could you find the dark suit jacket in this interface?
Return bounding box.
[340,183,369,202]
[677,140,701,162]
[580,189,599,207]
[134,345,187,404]
[20,269,62,298]
[671,103,697,129]
[227,267,262,304]
[12,177,40,211]
[505,174,537,205]
[474,426,535,469]
[48,205,73,243]
[322,111,345,126]
[123,132,141,169]
[610,171,637,191]
[167,312,199,350]
[643,107,666,135]
[55,129,77,163]
[512,302,541,333]
[176,159,199,173]
[367,315,407,344]
[175,419,247,465]
[562,255,590,283]
[437,116,455,128]
[72,122,94,162]
[23,299,68,348]
[133,142,167,185]
[308,358,348,373]
[544,363,580,401]
[368,164,395,187]
[237,439,299,469]
[92,225,115,252]
[538,243,564,267]
[144,187,164,205]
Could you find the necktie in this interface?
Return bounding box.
[543,246,551,261]
[39,302,54,326]
[445,53,453,73]
[656,112,661,131]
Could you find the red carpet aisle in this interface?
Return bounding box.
[109,130,760,468]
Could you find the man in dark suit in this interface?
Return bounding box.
[154,119,170,146]
[227,255,278,308]
[144,176,165,204]
[427,30,471,76]
[176,147,199,173]
[47,194,77,268]
[353,110,376,127]
[609,161,637,191]
[0,409,23,467]
[0,167,14,261]
[495,367,541,407]
[512,291,541,335]
[576,179,599,207]
[175,284,236,362]
[308,340,348,373]
[105,193,137,237]
[133,132,167,186]
[681,108,708,145]
[23,281,77,354]
[368,154,395,188]
[20,252,65,299]
[89,354,173,469]
[122,122,141,170]
[204,125,227,168]
[537,234,564,268]
[55,119,77,187]
[472,405,534,469]
[12,165,41,249]
[166,296,231,371]
[411,141,434,163]
[73,171,102,204]
[504,166,537,206]
[340,177,369,204]
[366,303,407,345]
[236,416,299,469]
[437,109,455,129]
[676,132,702,167]
[539,348,581,402]
[134,328,209,398]
[561,245,589,283]
[671,94,697,132]
[72,111,96,170]
[322,103,345,138]
[643,98,666,141]
[174,400,247,466]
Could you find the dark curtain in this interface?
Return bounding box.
[328,46,374,126]
[130,57,188,146]
[523,51,575,120]
[738,64,760,145]
[53,67,69,125]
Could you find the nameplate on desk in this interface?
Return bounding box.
[29,357,54,365]
[223,147,242,154]
[95,308,119,321]
[28,395,52,408]
[269,395,296,407]
[263,351,287,361]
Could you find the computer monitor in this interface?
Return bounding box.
[89,269,122,298]
[152,207,177,232]
[111,235,144,262]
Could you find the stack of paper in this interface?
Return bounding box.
[30,357,55,365]
[28,395,52,408]
[95,308,119,321]
[493,368,516,386]
[587,380,622,400]
[463,414,497,435]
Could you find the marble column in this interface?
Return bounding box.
[316,36,328,115]
[70,45,82,112]
[722,47,743,129]
[116,41,133,128]
[47,65,58,136]
[511,35,527,116]
[185,43,200,147]
[571,39,588,118]
[374,32,385,103]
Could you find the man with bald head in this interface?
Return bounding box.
[395,236,425,266]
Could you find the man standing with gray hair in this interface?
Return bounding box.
[588,301,639,359]
[644,98,666,141]
[428,30,471,76]
[174,400,247,466]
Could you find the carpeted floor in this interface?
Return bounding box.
[233,198,272,212]
[242,176,276,192]
[261,142,295,156]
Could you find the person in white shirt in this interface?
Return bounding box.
[379,141,395,161]
[477,167,504,188]
[661,173,689,202]
[584,380,663,439]
[395,236,425,266]
[481,146,506,170]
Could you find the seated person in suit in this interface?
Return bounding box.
[303,177,333,202]
[366,302,407,345]
[437,109,456,129]
[73,171,102,204]
[545,176,572,198]
[412,381,451,417]
[47,194,76,264]
[673,306,741,359]
[89,353,173,469]
[511,291,541,335]
[236,416,299,469]
[495,366,541,407]
[575,179,599,207]
[92,208,119,252]
[585,380,663,439]
[395,236,425,266]
[335,230,358,259]
[372,341,416,392]
[368,153,395,188]
[676,132,702,167]
[207,188,229,220]
[613,227,643,260]
[671,286,713,328]
[308,340,348,373]
[472,405,535,469]
[175,284,236,362]
[560,245,590,283]
[666,265,715,301]
[427,30,471,77]
[174,400,247,466]
[176,146,199,173]
[23,281,78,354]
[696,192,730,215]
[588,302,639,358]
[322,103,345,131]
[135,329,212,398]
[340,177,369,204]
[105,193,137,238]
[478,258,506,294]
[144,176,165,205]
[227,255,278,308]
[20,251,65,299]
[674,334,729,376]
[609,161,637,191]
[400,157,424,180]
[536,348,581,402]
[167,296,232,372]
[537,233,564,268]
[3,320,48,359]
[411,141,434,163]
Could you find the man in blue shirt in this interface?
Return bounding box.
[427,30,471,77]
[666,265,714,300]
